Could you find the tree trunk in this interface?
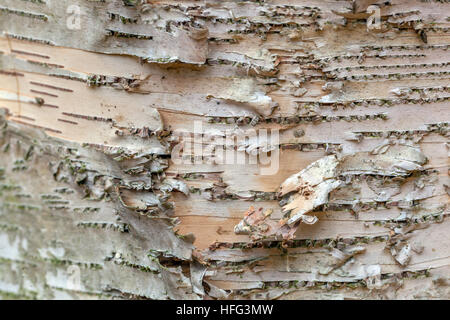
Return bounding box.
[0,0,448,299]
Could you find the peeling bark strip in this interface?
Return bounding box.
[0,0,208,64]
[0,0,449,300]
[0,113,198,299]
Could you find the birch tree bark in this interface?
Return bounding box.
[0,0,449,299]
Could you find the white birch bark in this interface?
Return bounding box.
[0,0,448,299]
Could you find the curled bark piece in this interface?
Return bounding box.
[234,207,296,241]
[235,145,427,241]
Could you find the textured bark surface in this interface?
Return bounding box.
[0,0,449,299]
